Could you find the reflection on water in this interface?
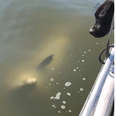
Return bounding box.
[0,0,113,116]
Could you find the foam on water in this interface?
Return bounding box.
[80,88,84,92]
[64,82,72,87]
[62,100,67,104]
[68,109,72,112]
[55,92,62,100]
[51,104,57,108]
[82,77,86,81]
[73,69,77,72]
[61,105,66,110]
[66,92,71,96]
[81,59,85,63]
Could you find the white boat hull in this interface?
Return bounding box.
[79,48,114,116]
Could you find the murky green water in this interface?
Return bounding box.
[0,0,113,116]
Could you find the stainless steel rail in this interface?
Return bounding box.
[79,48,114,116]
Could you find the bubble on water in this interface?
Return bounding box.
[61,105,66,110]
[51,104,56,108]
[73,69,77,72]
[54,92,62,100]
[81,59,85,63]
[50,77,54,82]
[62,101,67,104]
[82,77,86,81]
[66,92,71,96]
[80,88,84,92]
[50,96,54,100]
[68,109,72,112]
[65,82,72,87]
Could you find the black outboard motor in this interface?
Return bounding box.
[89,0,114,38]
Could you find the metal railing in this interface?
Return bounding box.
[79,48,114,116]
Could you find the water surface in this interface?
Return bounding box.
[0,0,113,116]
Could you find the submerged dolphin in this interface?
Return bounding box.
[37,54,54,70]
